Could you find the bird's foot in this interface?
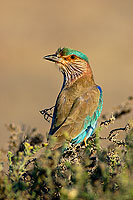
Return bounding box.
[84,137,87,147]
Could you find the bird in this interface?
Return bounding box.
[43,47,103,149]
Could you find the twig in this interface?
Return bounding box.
[24,158,36,169]
[100,114,115,127]
[40,106,55,123]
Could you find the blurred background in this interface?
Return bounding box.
[0,0,133,149]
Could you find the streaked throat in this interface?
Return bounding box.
[60,61,87,86]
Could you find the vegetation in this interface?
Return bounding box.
[0,97,133,200]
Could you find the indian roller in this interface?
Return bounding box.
[43,47,103,149]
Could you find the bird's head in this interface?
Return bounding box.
[44,47,93,85]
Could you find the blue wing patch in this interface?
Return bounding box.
[71,85,103,144]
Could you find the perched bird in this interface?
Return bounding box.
[44,47,103,149]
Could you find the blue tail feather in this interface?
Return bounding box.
[71,121,97,144]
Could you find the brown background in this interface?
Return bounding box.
[0,0,133,149]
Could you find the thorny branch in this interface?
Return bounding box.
[40,106,55,123]
[101,96,133,120]
[99,96,133,146]
[100,114,115,127]
[100,117,133,146]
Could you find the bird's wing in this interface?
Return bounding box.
[51,86,100,144]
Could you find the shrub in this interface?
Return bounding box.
[0,118,133,200]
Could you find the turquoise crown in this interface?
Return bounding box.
[57,47,89,63]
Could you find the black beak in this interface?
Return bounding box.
[43,54,60,63]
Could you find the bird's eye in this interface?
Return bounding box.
[71,55,75,59]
